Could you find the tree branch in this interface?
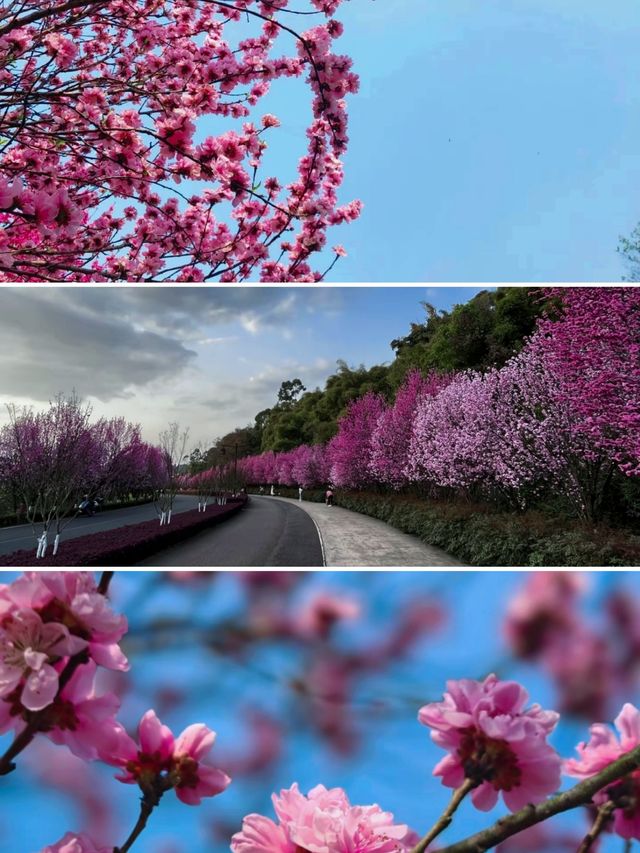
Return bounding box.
[113,793,158,853]
[0,0,107,37]
[577,801,615,853]
[438,745,640,853]
[98,570,115,595]
[411,779,476,853]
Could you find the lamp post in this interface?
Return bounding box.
[219,442,249,488]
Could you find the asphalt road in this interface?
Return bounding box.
[0,495,196,558]
[137,495,323,566]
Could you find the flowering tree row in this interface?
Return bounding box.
[211,288,640,522]
[5,570,640,853]
[0,0,360,281]
[0,399,194,556]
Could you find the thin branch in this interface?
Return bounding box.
[411,779,476,853]
[114,793,157,853]
[98,570,115,595]
[0,0,106,36]
[577,801,615,853]
[438,744,640,853]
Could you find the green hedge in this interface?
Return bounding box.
[250,488,640,566]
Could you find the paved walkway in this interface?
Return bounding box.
[266,496,464,567]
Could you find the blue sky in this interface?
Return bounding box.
[1,570,638,853]
[261,0,640,281]
[0,286,488,444]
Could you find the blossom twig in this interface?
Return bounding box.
[114,792,160,853]
[577,801,615,853]
[438,744,640,853]
[411,779,476,853]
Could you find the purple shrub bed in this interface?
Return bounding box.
[0,497,247,566]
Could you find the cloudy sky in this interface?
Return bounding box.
[0,287,486,447]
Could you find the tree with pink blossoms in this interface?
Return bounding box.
[370,370,452,490]
[327,391,387,489]
[88,418,151,503]
[290,442,329,488]
[0,0,360,281]
[0,396,166,556]
[0,395,95,557]
[532,287,640,478]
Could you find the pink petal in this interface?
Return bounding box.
[174,723,215,760]
[138,710,174,758]
[22,663,58,711]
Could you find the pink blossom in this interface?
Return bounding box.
[39,832,110,853]
[231,783,411,853]
[295,591,360,639]
[4,571,128,671]
[0,608,85,712]
[419,674,561,812]
[0,176,23,209]
[40,661,122,761]
[108,709,230,805]
[503,572,586,659]
[565,703,640,839]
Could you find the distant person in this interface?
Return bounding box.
[298,486,303,501]
[270,484,275,496]
[325,488,333,507]
[259,486,265,495]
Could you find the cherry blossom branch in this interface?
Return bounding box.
[438,744,640,853]
[0,571,114,777]
[576,801,615,853]
[0,0,106,36]
[411,779,476,853]
[113,791,160,853]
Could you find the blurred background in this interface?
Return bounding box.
[1,570,639,853]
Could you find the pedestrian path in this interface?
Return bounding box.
[266,496,464,567]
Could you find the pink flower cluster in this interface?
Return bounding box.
[0,0,360,281]
[566,703,640,840]
[0,572,127,730]
[0,571,230,853]
[419,674,562,812]
[504,573,640,720]
[109,709,230,805]
[232,783,412,853]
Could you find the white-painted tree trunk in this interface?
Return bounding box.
[167,509,172,524]
[53,534,60,556]
[37,533,48,558]
[160,511,166,525]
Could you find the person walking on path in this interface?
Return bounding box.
[325,487,333,507]
[298,486,303,501]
